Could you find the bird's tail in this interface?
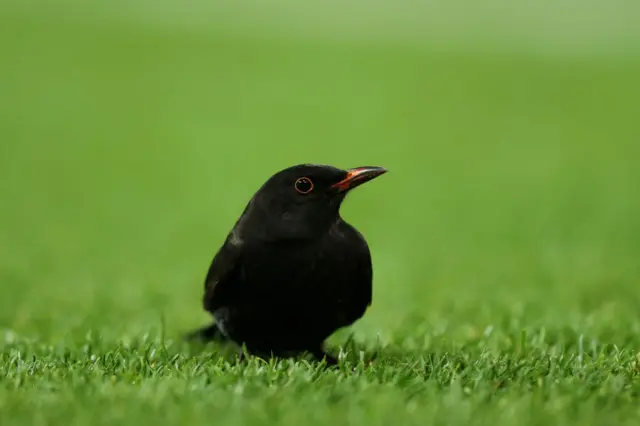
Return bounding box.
[184,322,228,342]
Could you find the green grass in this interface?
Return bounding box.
[1,2,640,425]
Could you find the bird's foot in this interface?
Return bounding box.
[309,348,339,366]
[184,323,227,343]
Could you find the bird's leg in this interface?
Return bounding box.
[235,351,248,363]
[309,347,339,366]
[184,323,228,343]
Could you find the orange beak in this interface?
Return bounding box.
[331,166,388,193]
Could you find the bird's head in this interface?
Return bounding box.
[234,164,387,241]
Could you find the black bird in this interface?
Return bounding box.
[188,164,387,364]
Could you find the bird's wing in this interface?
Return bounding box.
[202,232,244,313]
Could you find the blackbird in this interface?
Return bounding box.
[188,164,387,364]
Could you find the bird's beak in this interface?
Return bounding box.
[331,166,388,193]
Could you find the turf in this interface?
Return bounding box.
[1,2,640,425]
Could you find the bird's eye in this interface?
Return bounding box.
[295,177,314,194]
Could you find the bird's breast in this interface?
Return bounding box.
[242,231,368,291]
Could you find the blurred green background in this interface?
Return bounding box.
[2,0,640,343]
[1,0,640,424]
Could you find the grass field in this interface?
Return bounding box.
[1,1,640,425]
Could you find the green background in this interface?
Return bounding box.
[1,1,640,425]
